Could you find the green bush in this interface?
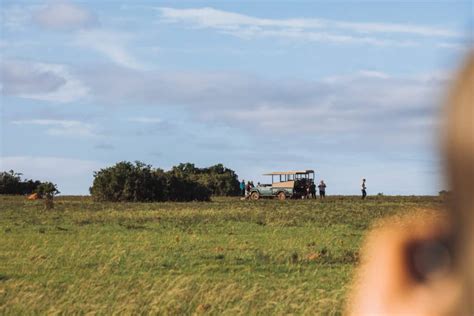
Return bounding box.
[169,163,240,196]
[0,170,44,195]
[90,162,167,202]
[164,174,211,202]
[89,161,211,202]
[35,182,60,198]
[35,182,60,209]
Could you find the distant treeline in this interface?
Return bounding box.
[0,170,44,195]
[90,161,240,202]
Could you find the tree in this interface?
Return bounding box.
[90,161,166,202]
[89,161,211,202]
[164,174,211,202]
[36,182,60,209]
[0,170,44,195]
[168,163,240,196]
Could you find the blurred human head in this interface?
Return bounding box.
[348,53,474,316]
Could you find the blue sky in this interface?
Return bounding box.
[0,0,472,195]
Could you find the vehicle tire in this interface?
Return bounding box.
[277,192,286,200]
[250,191,260,200]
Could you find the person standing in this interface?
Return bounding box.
[361,178,367,199]
[246,181,252,197]
[240,180,246,197]
[309,181,317,199]
[318,180,326,199]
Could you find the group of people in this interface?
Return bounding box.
[308,179,368,199]
[306,180,326,199]
[300,180,326,199]
[240,180,255,197]
[240,178,368,199]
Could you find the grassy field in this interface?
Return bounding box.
[0,195,444,315]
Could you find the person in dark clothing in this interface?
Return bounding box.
[240,180,245,197]
[309,181,317,199]
[246,181,252,197]
[361,178,367,199]
[318,180,326,199]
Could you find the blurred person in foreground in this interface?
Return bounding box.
[347,53,474,316]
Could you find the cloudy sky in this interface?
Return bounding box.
[0,0,472,195]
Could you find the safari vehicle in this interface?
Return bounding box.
[249,170,315,200]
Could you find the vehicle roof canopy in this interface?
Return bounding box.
[263,170,314,176]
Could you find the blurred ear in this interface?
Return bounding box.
[444,53,474,315]
[347,212,462,316]
[348,53,474,316]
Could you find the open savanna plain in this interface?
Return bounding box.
[0,195,444,315]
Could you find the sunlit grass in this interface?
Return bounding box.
[0,195,443,315]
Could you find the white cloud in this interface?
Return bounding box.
[128,117,163,124]
[436,42,468,51]
[1,1,96,31]
[323,70,391,83]
[158,7,461,46]
[78,64,451,142]
[229,28,416,47]
[357,70,391,79]
[0,4,36,31]
[159,7,459,38]
[0,60,89,103]
[11,119,97,138]
[33,0,97,30]
[0,156,104,195]
[74,30,144,70]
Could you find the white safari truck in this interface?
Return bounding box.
[248,170,315,200]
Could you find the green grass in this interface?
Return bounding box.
[0,195,444,315]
